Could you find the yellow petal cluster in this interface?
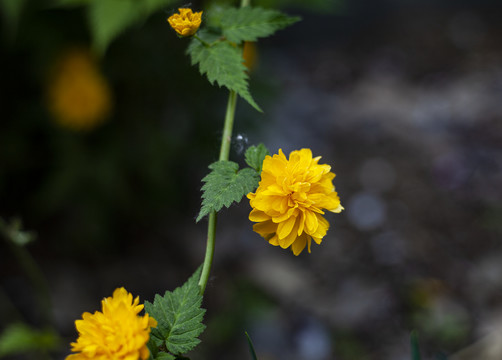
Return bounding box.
[167,8,202,37]
[47,48,112,131]
[247,149,343,255]
[66,288,157,360]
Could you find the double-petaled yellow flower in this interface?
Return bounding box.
[167,8,202,37]
[66,288,157,360]
[247,149,343,255]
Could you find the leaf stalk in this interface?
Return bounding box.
[193,34,210,47]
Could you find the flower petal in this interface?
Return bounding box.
[253,220,276,236]
[304,209,318,234]
[278,220,300,249]
[312,214,329,238]
[291,233,309,255]
[277,215,297,239]
[249,209,270,222]
[268,234,279,246]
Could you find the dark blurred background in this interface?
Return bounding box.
[1,0,502,359]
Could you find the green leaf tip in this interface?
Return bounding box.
[218,6,301,43]
[196,160,260,222]
[187,32,262,112]
[245,144,269,173]
[144,266,206,356]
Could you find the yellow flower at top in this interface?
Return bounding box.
[167,8,202,37]
[47,48,112,131]
[66,288,157,360]
[247,149,343,256]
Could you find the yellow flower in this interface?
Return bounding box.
[243,41,258,71]
[167,8,202,37]
[47,48,112,131]
[247,149,343,256]
[66,288,157,360]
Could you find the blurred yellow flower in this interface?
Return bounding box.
[167,8,202,37]
[243,41,258,71]
[66,288,157,360]
[47,49,112,131]
[247,149,343,255]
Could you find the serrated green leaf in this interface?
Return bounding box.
[144,267,206,356]
[187,32,262,111]
[245,144,269,173]
[196,161,259,222]
[156,352,176,360]
[218,6,300,43]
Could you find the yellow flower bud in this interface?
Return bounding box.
[167,8,202,37]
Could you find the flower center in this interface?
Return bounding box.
[285,181,313,210]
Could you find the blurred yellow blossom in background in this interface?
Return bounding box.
[47,48,112,131]
[243,41,258,71]
[248,149,343,255]
[66,288,157,360]
[167,8,202,37]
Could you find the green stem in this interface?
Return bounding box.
[198,0,249,295]
[193,34,210,47]
[219,90,238,160]
[198,211,216,295]
[199,91,238,295]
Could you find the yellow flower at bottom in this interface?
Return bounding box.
[167,8,202,37]
[247,149,343,255]
[66,288,157,360]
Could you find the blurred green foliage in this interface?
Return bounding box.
[411,331,421,360]
[0,323,60,358]
[55,0,178,54]
[0,218,36,246]
[0,0,28,40]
